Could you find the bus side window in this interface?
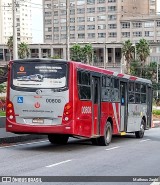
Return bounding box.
[101,76,111,101]
[113,78,119,102]
[141,84,146,103]
[129,82,135,103]
[135,83,141,103]
[77,70,91,100]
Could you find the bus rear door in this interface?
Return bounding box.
[91,75,101,136]
[120,81,128,132]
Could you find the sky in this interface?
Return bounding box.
[31,0,160,44]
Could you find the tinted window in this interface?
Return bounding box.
[77,70,91,100]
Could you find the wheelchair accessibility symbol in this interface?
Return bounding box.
[17,97,23,103]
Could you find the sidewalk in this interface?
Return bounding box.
[0,128,46,144]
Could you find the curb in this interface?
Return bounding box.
[0,134,47,145]
[152,121,160,128]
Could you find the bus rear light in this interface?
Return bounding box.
[63,103,73,122]
[6,101,16,122]
[64,117,69,121]
[9,115,14,119]
[7,103,13,108]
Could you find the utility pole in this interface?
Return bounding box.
[12,0,18,60]
[157,62,159,99]
[66,0,70,61]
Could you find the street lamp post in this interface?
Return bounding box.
[66,0,70,61]
[12,0,18,60]
[157,62,159,99]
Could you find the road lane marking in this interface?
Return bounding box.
[46,160,72,168]
[105,146,120,151]
[0,140,48,149]
[139,139,151,143]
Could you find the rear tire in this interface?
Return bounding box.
[97,121,112,146]
[135,119,145,138]
[48,134,69,145]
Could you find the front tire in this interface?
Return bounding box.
[97,121,112,146]
[135,119,145,138]
[48,134,69,145]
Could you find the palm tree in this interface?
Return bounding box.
[82,44,93,65]
[122,40,135,74]
[18,42,30,59]
[70,44,83,62]
[136,38,150,77]
[7,36,13,60]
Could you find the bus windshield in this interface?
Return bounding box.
[11,62,68,89]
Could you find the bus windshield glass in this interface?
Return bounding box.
[11,62,68,89]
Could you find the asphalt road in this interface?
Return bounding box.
[0,128,160,185]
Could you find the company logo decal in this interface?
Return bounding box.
[35,102,40,108]
[19,66,25,72]
[17,97,23,103]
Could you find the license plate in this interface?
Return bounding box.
[32,118,44,124]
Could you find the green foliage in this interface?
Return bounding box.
[152,109,160,115]
[136,39,150,77]
[0,66,8,84]
[122,40,135,74]
[7,36,13,60]
[0,111,6,116]
[70,44,93,64]
[70,44,83,62]
[18,42,29,59]
[0,84,5,93]
[50,55,61,59]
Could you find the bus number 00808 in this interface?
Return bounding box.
[81,106,92,114]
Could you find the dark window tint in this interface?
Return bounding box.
[77,70,91,100]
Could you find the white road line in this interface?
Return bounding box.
[0,140,48,149]
[105,146,120,151]
[46,160,72,168]
[150,180,160,185]
[139,139,151,143]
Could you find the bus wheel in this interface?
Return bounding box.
[97,121,112,146]
[48,134,69,145]
[135,119,145,138]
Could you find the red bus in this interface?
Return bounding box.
[6,59,152,146]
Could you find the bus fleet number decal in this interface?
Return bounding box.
[81,106,92,114]
[46,99,61,103]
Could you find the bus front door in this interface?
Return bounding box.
[120,81,128,132]
[92,76,101,136]
[146,86,152,128]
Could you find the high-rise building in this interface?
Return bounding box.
[0,0,32,44]
[43,0,158,44]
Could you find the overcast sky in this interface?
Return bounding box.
[31,0,160,44]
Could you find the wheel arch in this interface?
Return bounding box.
[142,116,146,129]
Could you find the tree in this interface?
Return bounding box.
[18,42,29,59]
[70,44,83,62]
[136,38,150,77]
[70,44,93,64]
[122,40,135,74]
[0,66,8,84]
[82,44,93,65]
[130,59,141,77]
[7,36,13,60]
